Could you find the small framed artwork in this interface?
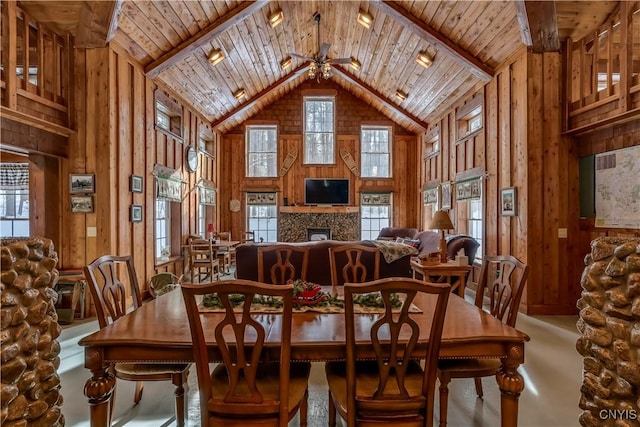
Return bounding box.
[501,187,517,216]
[70,174,95,194]
[441,182,451,210]
[70,195,94,213]
[130,175,143,193]
[130,205,143,222]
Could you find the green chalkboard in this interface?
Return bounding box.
[579,155,595,218]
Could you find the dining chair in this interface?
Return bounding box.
[328,243,380,293]
[257,244,309,284]
[181,279,311,427]
[215,231,233,274]
[242,230,256,243]
[325,277,451,427]
[437,255,529,427]
[83,255,190,427]
[189,238,220,282]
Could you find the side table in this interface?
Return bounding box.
[55,270,87,324]
[410,259,472,297]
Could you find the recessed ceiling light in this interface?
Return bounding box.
[208,48,224,66]
[395,90,408,101]
[268,10,284,28]
[349,57,361,71]
[416,51,433,68]
[280,56,292,70]
[357,9,373,28]
[233,88,246,99]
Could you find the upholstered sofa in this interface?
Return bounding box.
[235,240,413,286]
[376,227,480,265]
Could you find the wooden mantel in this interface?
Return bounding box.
[279,206,360,214]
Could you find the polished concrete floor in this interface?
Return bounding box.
[59,288,582,427]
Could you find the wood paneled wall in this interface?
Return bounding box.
[422,47,586,315]
[219,80,419,240]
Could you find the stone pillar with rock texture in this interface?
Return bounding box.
[577,236,640,427]
[1,237,63,426]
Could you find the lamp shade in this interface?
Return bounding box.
[207,223,216,233]
[431,210,454,230]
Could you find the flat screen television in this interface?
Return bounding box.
[304,178,349,205]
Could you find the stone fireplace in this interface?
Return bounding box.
[278,206,359,242]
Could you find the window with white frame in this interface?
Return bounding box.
[360,193,392,240]
[361,126,391,178]
[304,96,335,164]
[246,125,277,177]
[246,192,278,243]
[0,163,29,238]
[198,203,206,237]
[468,197,483,261]
[155,199,171,259]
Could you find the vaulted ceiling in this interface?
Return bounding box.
[18,0,619,133]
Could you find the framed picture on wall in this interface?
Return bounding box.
[130,175,143,193]
[130,205,143,222]
[501,187,517,216]
[70,195,93,213]
[70,174,95,194]
[440,182,451,210]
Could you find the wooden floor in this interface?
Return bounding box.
[58,285,582,426]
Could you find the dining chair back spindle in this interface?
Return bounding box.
[257,244,309,284]
[437,254,529,427]
[189,238,220,282]
[83,255,190,427]
[181,280,311,427]
[328,243,381,292]
[325,277,451,427]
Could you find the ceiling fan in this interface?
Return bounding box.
[291,12,351,80]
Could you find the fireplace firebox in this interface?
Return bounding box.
[307,228,332,241]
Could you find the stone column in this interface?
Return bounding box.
[1,237,63,426]
[577,236,640,427]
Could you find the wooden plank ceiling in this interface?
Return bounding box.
[18,1,619,134]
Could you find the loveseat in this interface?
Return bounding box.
[235,240,413,286]
[376,227,479,265]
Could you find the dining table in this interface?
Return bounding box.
[79,286,530,427]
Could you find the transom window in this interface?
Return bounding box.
[246,125,277,177]
[361,126,391,178]
[304,96,335,164]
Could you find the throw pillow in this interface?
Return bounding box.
[395,237,420,249]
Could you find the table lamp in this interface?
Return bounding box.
[430,210,454,263]
[207,223,216,240]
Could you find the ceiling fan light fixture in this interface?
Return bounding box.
[416,50,433,68]
[233,88,246,99]
[208,48,224,66]
[357,9,373,28]
[395,90,408,101]
[280,57,292,70]
[308,61,318,79]
[350,57,361,71]
[268,9,284,28]
[322,62,331,79]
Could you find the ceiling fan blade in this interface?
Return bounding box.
[328,57,352,64]
[318,43,330,61]
[291,52,313,61]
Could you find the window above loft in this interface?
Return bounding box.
[246,125,277,177]
[424,127,440,157]
[456,96,483,141]
[154,91,182,139]
[361,125,391,178]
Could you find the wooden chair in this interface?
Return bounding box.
[437,255,529,427]
[328,243,380,293]
[243,230,256,243]
[83,255,190,427]
[216,231,233,274]
[325,277,451,427]
[181,279,311,427]
[257,244,309,284]
[189,238,220,282]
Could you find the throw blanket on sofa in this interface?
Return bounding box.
[370,240,418,263]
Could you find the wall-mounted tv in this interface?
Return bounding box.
[304,178,349,205]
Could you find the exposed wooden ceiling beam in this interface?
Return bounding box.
[145,0,267,79]
[75,0,123,48]
[331,65,428,132]
[212,64,308,130]
[372,0,494,82]
[514,1,560,52]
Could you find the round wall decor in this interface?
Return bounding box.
[185,145,199,173]
[229,199,241,212]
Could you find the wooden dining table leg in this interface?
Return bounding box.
[496,343,526,427]
[83,348,116,427]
